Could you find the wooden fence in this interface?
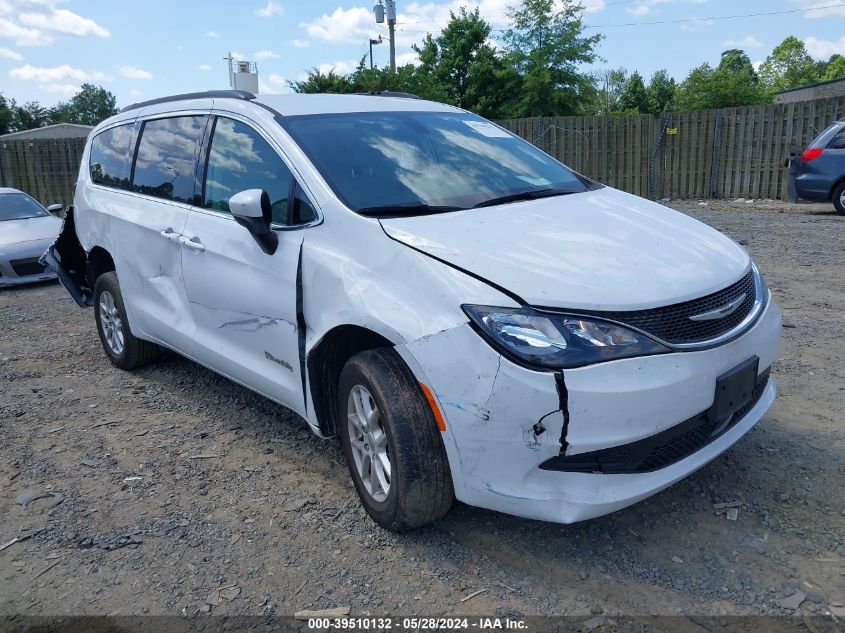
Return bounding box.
[1,95,844,206]
[498,95,845,200]
[0,137,85,207]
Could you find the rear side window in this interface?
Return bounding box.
[203,117,295,225]
[132,116,207,203]
[89,123,134,188]
[829,126,845,150]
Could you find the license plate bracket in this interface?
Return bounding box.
[709,356,759,424]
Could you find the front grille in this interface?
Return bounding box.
[10,258,46,277]
[540,368,770,475]
[580,270,757,345]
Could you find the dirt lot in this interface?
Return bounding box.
[1,199,843,622]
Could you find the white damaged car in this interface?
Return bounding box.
[45,91,781,530]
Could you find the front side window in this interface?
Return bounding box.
[89,123,134,188]
[132,116,207,203]
[0,192,49,221]
[281,111,588,214]
[203,117,298,226]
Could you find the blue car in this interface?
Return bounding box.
[796,118,845,215]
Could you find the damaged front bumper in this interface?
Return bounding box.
[398,298,781,524]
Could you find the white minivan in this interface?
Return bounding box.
[46,90,782,531]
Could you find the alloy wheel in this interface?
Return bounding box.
[347,384,391,502]
[98,290,125,356]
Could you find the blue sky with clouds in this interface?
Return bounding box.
[1,0,844,108]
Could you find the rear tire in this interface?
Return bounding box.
[833,181,845,215]
[93,272,160,370]
[338,348,453,531]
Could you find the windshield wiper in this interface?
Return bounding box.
[356,204,465,217]
[472,188,578,209]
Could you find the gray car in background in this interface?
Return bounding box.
[795,119,845,214]
[0,188,63,286]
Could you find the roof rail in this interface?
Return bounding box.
[356,91,421,100]
[121,90,256,113]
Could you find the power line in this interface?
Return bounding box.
[582,3,845,28]
[380,1,845,34]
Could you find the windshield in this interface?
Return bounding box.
[0,193,50,221]
[280,111,588,213]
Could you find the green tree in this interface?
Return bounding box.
[670,63,713,111]
[759,36,820,91]
[618,70,648,113]
[13,100,51,131]
[50,83,118,126]
[646,69,676,114]
[413,8,517,118]
[0,95,14,135]
[709,49,769,107]
[289,68,356,94]
[671,50,769,111]
[593,67,627,115]
[502,0,602,117]
[821,53,845,81]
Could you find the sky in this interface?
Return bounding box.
[1,0,844,108]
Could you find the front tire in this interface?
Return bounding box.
[93,272,160,370]
[833,181,845,215]
[338,348,453,531]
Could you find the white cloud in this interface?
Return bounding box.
[269,73,287,86]
[580,0,607,13]
[119,65,153,80]
[290,39,309,48]
[205,30,219,38]
[0,1,109,46]
[0,16,50,45]
[9,63,111,83]
[198,64,213,71]
[255,0,283,17]
[0,46,23,60]
[19,9,109,38]
[625,0,708,16]
[395,51,419,66]
[680,18,713,31]
[804,35,845,59]
[302,0,512,48]
[42,83,79,97]
[793,0,845,19]
[317,60,358,76]
[254,49,279,59]
[130,89,142,97]
[722,35,763,49]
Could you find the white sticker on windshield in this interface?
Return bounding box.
[463,120,511,138]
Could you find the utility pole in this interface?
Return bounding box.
[373,0,396,72]
[369,35,382,69]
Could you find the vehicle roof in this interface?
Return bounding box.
[0,187,24,194]
[252,93,463,116]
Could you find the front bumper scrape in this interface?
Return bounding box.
[40,206,91,307]
[397,298,781,524]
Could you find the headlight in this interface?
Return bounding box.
[463,305,670,369]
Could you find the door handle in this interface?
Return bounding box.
[179,235,206,252]
[160,228,181,241]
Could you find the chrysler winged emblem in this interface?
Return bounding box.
[689,293,747,321]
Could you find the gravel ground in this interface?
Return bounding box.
[0,199,843,621]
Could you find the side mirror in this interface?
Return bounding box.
[229,189,279,255]
[47,203,63,216]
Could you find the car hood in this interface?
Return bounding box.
[0,215,62,248]
[380,187,751,310]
